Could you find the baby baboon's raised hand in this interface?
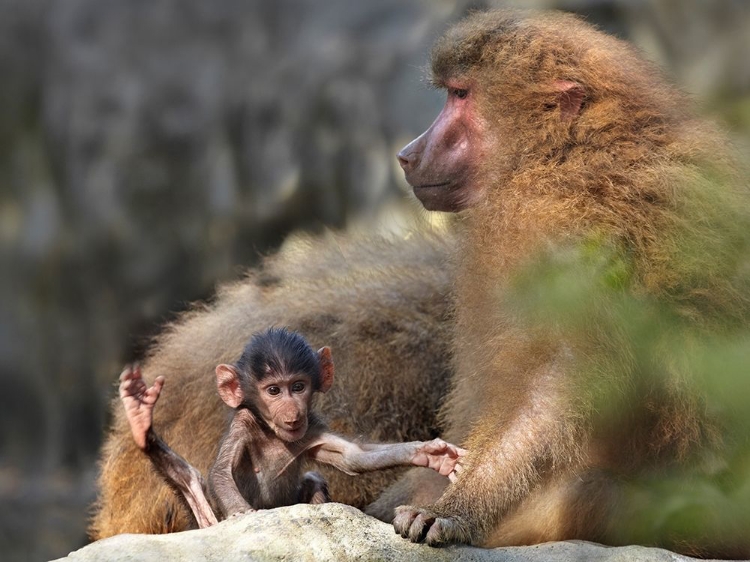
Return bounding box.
[119,365,165,450]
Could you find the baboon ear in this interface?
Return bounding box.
[317,347,335,394]
[552,80,586,120]
[215,364,244,408]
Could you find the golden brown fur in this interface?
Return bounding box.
[378,10,750,558]
[93,10,750,556]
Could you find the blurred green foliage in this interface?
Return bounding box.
[505,188,750,551]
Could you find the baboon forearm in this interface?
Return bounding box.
[437,358,578,537]
[143,428,199,491]
[322,446,418,475]
[309,432,419,474]
[312,433,452,474]
[143,428,218,528]
[345,442,422,472]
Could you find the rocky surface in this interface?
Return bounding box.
[54,503,703,562]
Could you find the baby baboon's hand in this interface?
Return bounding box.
[411,438,467,482]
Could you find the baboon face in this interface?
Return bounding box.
[397,81,489,212]
[253,372,315,442]
[398,12,593,216]
[398,73,587,215]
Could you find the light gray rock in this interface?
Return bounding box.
[54,502,704,562]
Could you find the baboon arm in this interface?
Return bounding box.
[395,361,572,545]
[208,417,254,517]
[308,433,465,479]
[438,403,562,528]
[143,428,218,528]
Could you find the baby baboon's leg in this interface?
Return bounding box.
[298,471,330,505]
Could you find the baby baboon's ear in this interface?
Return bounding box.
[215,364,243,408]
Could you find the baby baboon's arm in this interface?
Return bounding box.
[309,434,466,481]
[120,365,218,528]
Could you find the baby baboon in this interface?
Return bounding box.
[91,234,455,537]
[119,328,464,526]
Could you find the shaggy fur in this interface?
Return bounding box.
[92,10,749,556]
[375,11,750,557]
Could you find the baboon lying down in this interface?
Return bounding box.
[92,9,750,557]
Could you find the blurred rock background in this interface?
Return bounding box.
[0,0,748,560]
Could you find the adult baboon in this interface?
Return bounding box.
[374,10,750,558]
[93,10,750,556]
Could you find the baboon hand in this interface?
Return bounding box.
[119,364,165,450]
[411,438,467,482]
[393,505,470,546]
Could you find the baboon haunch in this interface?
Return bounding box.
[93,10,750,557]
[119,328,464,527]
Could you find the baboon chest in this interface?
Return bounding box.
[235,437,308,509]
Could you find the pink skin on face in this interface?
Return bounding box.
[397,81,487,212]
[256,375,313,442]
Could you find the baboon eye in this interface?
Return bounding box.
[451,88,469,100]
[267,386,281,396]
[291,382,306,393]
